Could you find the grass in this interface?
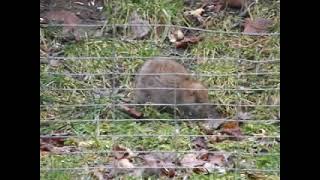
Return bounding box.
[40,0,280,179]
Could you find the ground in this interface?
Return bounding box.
[40,0,280,179]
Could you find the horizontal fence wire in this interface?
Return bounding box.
[40,166,279,172]
[40,56,280,63]
[40,119,280,123]
[40,103,280,108]
[40,150,280,156]
[42,72,279,77]
[40,23,280,36]
[40,134,280,139]
[41,87,280,91]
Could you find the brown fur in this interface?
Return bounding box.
[134,57,216,119]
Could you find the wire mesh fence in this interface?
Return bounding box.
[40,2,280,178]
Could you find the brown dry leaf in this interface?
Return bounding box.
[112,145,135,159]
[161,167,176,178]
[129,11,151,39]
[180,150,232,174]
[220,121,244,141]
[221,121,239,129]
[180,153,206,168]
[243,18,273,34]
[183,8,205,23]
[202,152,230,173]
[40,143,54,152]
[119,105,143,119]
[180,154,201,167]
[245,172,271,180]
[207,154,227,167]
[40,138,78,154]
[200,119,226,134]
[208,133,227,143]
[169,29,184,43]
[204,0,225,13]
[111,158,139,177]
[191,137,208,150]
[116,159,135,168]
[190,8,205,17]
[175,36,202,49]
[140,153,176,178]
[41,136,67,147]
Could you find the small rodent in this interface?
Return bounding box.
[134,57,218,119]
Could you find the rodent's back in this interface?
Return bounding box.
[136,58,190,88]
[138,58,189,74]
[134,58,191,104]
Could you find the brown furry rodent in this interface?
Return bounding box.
[134,57,218,119]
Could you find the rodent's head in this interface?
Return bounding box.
[179,80,210,118]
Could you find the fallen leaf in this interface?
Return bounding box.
[203,151,232,173]
[243,18,273,34]
[221,121,239,129]
[203,162,226,173]
[41,136,67,147]
[190,8,205,17]
[207,154,226,167]
[40,136,78,154]
[208,133,227,143]
[180,153,206,168]
[180,153,200,167]
[204,0,225,13]
[129,11,151,39]
[112,145,135,159]
[169,29,184,43]
[40,141,78,154]
[220,121,243,141]
[116,158,135,168]
[175,36,202,49]
[119,105,143,119]
[161,167,176,178]
[183,8,205,23]
[198,108,225,134]
[191,137,208,150]
[200,119,226,134]
[140,153,177,177]
[40,143,54,152]
[180,150,232,174]
[245,171,271,180]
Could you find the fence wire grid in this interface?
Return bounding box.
[40,16,280,179]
